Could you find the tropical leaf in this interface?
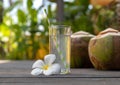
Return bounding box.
[27,0,33,11]
[17,9,27,24]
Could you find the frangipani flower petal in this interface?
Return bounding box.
[32,60,45,69]
[31,68,43,76]
[44,54,56,65]
[43,69,53,76]
[43,63,61,76]
[50,63,61,74]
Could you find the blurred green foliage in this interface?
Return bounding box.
[0,0,116,60]
[0,0,50,59]
[63,0,116,34]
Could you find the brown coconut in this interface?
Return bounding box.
[89,28,120,70]
[71,31,94,68]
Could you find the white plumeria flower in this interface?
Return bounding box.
[31,54,61,76]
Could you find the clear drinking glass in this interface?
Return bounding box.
[49,25,71,74]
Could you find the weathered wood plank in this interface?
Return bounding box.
[0,78,120,85]
[0,60,120,85]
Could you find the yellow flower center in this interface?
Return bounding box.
[42,65,49,70]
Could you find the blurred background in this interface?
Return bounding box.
[0,0,119,60]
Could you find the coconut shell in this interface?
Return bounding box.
[71,31,94,68]
[89,28,120,70]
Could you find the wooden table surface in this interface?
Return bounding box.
[0,60,120,85]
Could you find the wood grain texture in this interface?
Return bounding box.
[0,60,120,85]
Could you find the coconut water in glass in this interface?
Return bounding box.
[49,25,71,74]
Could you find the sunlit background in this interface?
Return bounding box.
[0,0,118,60]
